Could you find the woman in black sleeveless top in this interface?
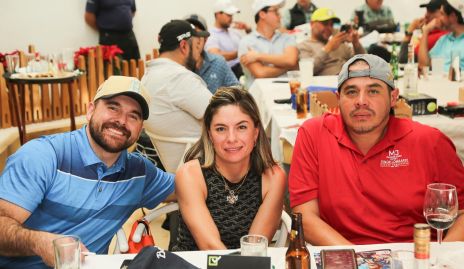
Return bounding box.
[172,87,286,251]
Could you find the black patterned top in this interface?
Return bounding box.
[172,167,262,251]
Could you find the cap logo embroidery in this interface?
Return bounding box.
[177,31,191,41]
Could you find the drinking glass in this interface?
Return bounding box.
[240,234,267,257]
[423,183,458,244]
[5,54,19,73]
[287,71,301,110]
[391,250,414,269]
[298,58,313,87]
[53,235,81,269]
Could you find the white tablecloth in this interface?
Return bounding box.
[248,76,464,163]
[82,242,464,269]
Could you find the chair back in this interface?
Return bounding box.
[113,203,179,253]
[273,210,291,247]
[144,129,198,173]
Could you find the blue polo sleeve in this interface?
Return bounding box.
[0,139,57,213]
[140,158,175,209]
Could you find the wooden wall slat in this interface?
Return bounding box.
[0,65,12,128]
[77,56,90,113]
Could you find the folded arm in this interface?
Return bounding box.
[245,46,299,69]
[292,199,353,246]
[244,61,288,78]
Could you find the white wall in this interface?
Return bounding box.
[0,0,426,57]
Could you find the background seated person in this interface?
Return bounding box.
[418,0,464,72]
[352,0,397,33]
[239,0,298,88]
[172,87,286,250]
[281,0,318,30]
[185,14,240,94]
[206,0,251,80]
[0,76,174,268]
[289,54,464,245]
[298,8,366,76]
[398,0,448,64]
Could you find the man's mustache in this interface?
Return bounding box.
[102,122,131,138]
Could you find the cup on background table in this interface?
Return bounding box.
[61,48,75,72]
[298,58,314,88]
[5,54,19,73]
[53,235,81,269]
[240,234,268,257]
[287,70,301,110]
[391,250,414,269]
[431,56,445,77]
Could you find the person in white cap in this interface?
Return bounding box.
[289,54,464,245]
[238,0,299,88]
[0,76,175,268]
[418,0,464,71]
[206,0,252,79]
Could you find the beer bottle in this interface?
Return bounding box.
[286,213,310,269]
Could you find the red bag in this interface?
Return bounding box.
[126,219,155,253]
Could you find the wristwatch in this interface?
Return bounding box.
[405,30,413,37]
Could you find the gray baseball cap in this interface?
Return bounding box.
[338,54,395,90]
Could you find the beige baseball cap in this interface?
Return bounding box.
[93,76,150,120]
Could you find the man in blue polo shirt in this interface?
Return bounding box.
[0,76,175,268]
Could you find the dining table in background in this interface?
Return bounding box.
[3,72,83,145]
[248,75,464,164]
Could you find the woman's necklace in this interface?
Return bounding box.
[217,169,249,205]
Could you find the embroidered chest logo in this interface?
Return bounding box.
[380,149,409,168]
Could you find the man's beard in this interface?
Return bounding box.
[186,46,197,72]
[220,21,231,29]
[89,118,133,153]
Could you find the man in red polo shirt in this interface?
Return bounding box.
[289,54,464,245]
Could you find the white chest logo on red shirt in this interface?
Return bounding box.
[380,149,409,168]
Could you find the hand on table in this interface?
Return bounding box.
[34,232,90,267]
